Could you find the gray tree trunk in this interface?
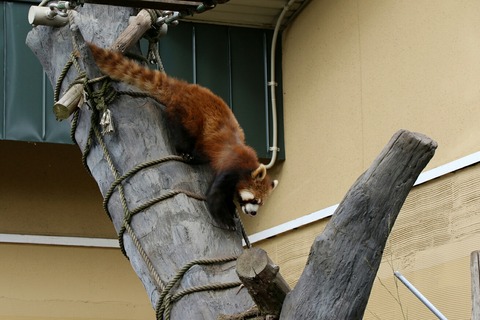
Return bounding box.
[279,130,437,319]
[27,4,252,319]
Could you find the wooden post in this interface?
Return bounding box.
[472,251,480,320]
[236,248,291,317]
[82,0,204,11]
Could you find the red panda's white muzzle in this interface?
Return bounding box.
[241,203,260,216]
[239,190,261,216]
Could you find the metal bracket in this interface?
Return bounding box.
[267,81,278,87]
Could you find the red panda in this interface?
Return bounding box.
[88,43,278,229]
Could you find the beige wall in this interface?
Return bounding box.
[0,141,153,319]
[246,0,480,234]
[0,141,114,238]
[247,0,480,319]
[0,244,154,320]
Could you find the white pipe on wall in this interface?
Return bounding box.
[265,0,297,169]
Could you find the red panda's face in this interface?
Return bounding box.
[237,164,279,217]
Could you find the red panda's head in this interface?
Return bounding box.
[237,164,279,217]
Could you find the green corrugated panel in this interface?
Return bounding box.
[2,5,284,159]
[5,2,43,141]
[3,2,70,143]
[229,27,268,157]
[159,23,194,82]
[195,24,230,105]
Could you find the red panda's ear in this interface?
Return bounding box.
[272,180,279,190]
[251,164,267,181]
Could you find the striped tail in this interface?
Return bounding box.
[88,43,170,103]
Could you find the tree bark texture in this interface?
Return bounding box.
[26,4,252,319]
[236,247,291,316]
[280,130,437,319]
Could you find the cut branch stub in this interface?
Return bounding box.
[236,247,291,316]
[111,9,154,52]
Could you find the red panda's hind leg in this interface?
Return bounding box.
[206,170,240,230]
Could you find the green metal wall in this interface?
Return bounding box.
[1,1,284,160]
[1,1,71,143]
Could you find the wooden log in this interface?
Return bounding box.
[280,130,437,320]
[236,248,291,317]
[110,9,155,52]
[472,251,480,320]
[53,83,84,120]
[26,4,252,319]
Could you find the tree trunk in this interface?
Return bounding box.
[280,130,437,319]
[27,4,252,319]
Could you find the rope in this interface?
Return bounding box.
[161,282,242,320]
[117,90,162,103]
[155,256,241,319]
[141,9,167,71]
[124,222,164,289]
[61,8,167,293]
[117,189,206,257]
[102,155,188,215]
[236,210,251,248]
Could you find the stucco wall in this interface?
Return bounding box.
[0,141,153,319]
[246,0,480,319]
[0,244,154,319]
[245,0,480,234]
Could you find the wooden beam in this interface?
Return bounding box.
[83,0,205,11]
[110,9,155,52]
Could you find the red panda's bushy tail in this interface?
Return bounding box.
[88,43,170,103]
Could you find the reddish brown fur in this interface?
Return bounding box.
[88,43,276,229]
